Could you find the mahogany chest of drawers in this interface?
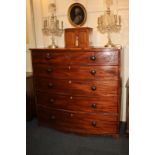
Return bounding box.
[31,48,121,136]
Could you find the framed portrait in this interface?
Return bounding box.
[68,3,87,27]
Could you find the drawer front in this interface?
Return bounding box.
[69,51,119,66]
[35,78,118,96]
[33,64,70,79]
[32,51,70,64]
[36,92,118,113]
[32,51,119,66]
[69,65,119,80]
[37,107,118,134]
[94,51,119,65]
[33,64,118,80]
[69,51,94,64]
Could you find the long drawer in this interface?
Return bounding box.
[33,64,119,80]
[32,51,119,65]
[36,92,118,113]
[37,106,118,134]
[35,78,118,96]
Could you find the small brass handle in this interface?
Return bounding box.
[51,115,55,120]
[47,68,52,73]
[91,103,96,108]
[46,53,51,59]
[48,83,53,88]
[50,98,54,103]
[90,70,96,75]
[92,121,96,127]
[90,56,96,61]
[91,86,96,91]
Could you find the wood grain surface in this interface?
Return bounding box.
[31,47,121,136]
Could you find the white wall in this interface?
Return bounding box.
[26,0,128,122]
[26,0,36,72]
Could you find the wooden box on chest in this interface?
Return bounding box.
[31,48,121,137]
[65,27,93,48]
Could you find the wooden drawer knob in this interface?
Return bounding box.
[90,70,96,75]
[70,113,74,117]
[51,115,55,120]
[48,83,53,88]
[90,56,96,61]
[91,121,96,127]
[46,53,51,59]
[91,86,96,91]
[47,68,53,73]
[50,98,54,103]
[91,103,96,108]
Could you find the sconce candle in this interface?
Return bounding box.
[114,15,117,24]
[119,16,121,25]
[44,19,47,28]
[61,21,63,29]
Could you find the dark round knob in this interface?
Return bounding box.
[47,68,52,73]
[91,103,96,108]
[51,115,55,120]
[90,56,96,61]
[46,53,51,59]
[90,70,96,75]
[92,121,96,127]
[50,98,54,103]
[48,83,53,88]
[91,86,96,91]
[70,113,74,117]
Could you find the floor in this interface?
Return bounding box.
[26,119,129,155]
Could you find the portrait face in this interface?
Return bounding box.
[68,3,87,27]
[74,7,81,15]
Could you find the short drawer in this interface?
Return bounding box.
[33,64,70,79]
[35,78,118,96]
[36,92,118,113]
[70,51,119,66]
[69,65,119,80]
[93,51,119,66]
[32,51,70,64]
[37,107,118,134]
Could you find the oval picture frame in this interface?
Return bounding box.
[68,3,87,27]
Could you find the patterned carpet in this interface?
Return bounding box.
[26,119,129,155]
